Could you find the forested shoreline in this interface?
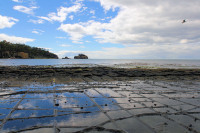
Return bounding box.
[0,40,58,59]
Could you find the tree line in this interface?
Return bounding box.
[0,40,58,59]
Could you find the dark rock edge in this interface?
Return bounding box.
[0,66,200,82]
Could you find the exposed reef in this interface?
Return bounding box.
[0,66,199,81]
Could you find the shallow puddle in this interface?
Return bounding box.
[0,80,200,133]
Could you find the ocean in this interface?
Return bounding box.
[0,59,200,69]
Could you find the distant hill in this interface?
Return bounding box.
[0,40,58,59]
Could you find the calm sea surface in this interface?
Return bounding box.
[0,59,200,68]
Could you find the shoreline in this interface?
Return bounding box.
[0,66,200,82]
[1,66,200,133]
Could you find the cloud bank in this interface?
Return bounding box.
[0,34,35,44]
[13,5,38,15]
[57,0,200,58]
[59,0,200,45]
[0,14,18,29]
[39,3,82,22]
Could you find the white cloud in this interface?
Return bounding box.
[69,15,74,20]
[58,0,200,47]
[180,39,188,44]
[56,37,67,39]
[12,0,23,3]
[58,21,106,43]
[82,7,88,11]
[39,3,82,22]
[32,31,39,34]
[32,29,44,35]
[0,14,18,29]
[56,43,200,59]
[90,10,95,15]
[0,33,35,43]
[37,16,52,22]
[58,23,84,42]
[57,0,200,59]
[60,44,72,47]
[29,19,44,24]
[13,5,38,15]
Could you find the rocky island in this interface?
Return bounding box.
[74,54,88,59]
[62,56,70,59]
[0,40,58,59]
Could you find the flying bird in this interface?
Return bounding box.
[182,19,186,24]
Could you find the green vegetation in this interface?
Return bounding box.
[0,40,58,59]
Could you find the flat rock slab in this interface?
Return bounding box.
[0,80,200,133]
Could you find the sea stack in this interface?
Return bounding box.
[62,56,70,59]
[74,54,88,59]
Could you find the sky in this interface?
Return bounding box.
[0,0,200,59]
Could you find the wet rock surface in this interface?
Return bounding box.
[0,79,200,133]
[0,66,200,81]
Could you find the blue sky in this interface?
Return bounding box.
[0,0,200,59]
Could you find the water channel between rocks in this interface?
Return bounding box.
[0,80,200,133]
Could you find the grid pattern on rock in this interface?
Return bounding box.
[0,80,200,133]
